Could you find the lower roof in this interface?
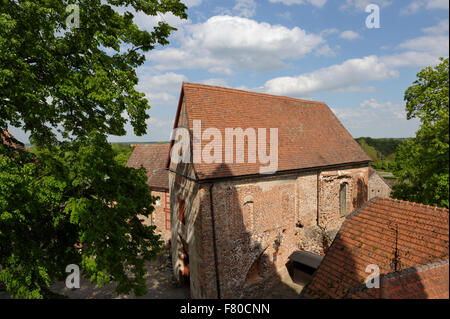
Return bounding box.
[302,197,449,299]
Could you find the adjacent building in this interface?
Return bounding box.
[127,144,172,242]
[167,83,372,298]
[368,167,392,199]
[301,197,449,299]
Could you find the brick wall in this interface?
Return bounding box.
[170,163,369,298]
[139,190,171,243]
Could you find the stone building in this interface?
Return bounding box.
[127,144,171,242]
[301,197,449,299]
[368,167,392,199]
[167,83,372,298]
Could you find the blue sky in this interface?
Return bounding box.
[9,0,449,143]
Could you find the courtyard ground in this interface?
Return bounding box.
[1,250,303,299]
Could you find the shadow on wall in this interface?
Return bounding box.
[353,176,368,210]
[208,163,301,299]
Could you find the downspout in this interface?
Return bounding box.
[209,184,221,299]
[316,170,320,226]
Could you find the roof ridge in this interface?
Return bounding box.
[182,82,327,105]
[374,196,449,213]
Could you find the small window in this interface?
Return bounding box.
[178,199,186,224]
[340,183,347,216]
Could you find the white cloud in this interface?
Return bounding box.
[422,19,449,34]
[380,20,449,69]
[331,99,419,137]
[183,0,203,7]
[233,0,257,18]
[315,44,339,57]
[146,117,172,128]
[426,0,450,9]
[136,72,187,105]
[381,28,449,68]
[262,55,398,97]
[111,6,189,32]
[397,35,448,55]
[341,0,391,11]
[339,30,360,40]
[200,78,229,87]
[401,0,449,15]
[147,15,324,73]
[269,0,327,7]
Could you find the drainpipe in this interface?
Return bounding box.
[209,184,221,299]
[316,170,320,226]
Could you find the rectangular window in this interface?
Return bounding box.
[340,183,347,216]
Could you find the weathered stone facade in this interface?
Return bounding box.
[169,164,369,298]
[140,190,171,243]
[368,168,392,199]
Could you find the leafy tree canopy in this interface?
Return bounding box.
[0,0,187,298]
[392,57,449,208]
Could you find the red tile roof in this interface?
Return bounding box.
[302,197,449,299]
[127,144,170,191]
[1,130,26,150]
[170,83,371,180]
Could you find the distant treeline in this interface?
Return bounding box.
[355,137,409,172]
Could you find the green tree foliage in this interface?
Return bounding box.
[392,57,449,208]
[0,0,187,298]
[112,143,133,166]
[355,137,405,172]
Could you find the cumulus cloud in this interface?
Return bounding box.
[401,0,449,15]
[147,15,324,73]
[315,44,339,57]
[233,0,257,18]
[136,71,187,105]
[269,0,327,7]
[381,21,449,68]
[331,99,420,137]
[340,0,391,11]
[183,0,203,8]
[262,56,398,97]
[422,19,449,34]
[339,30,360,40]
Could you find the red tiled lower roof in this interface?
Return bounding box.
[126,144,170,191]
[302,197,449,299]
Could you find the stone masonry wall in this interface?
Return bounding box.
[141,190,171,243]
[205,164,368,298]
[369,172,392,199]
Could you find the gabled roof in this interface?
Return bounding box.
[126,144,170,191]
[369,167,392,189]
[169,82,371,180]
[302,197,449,299]
[1,130,26,150]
